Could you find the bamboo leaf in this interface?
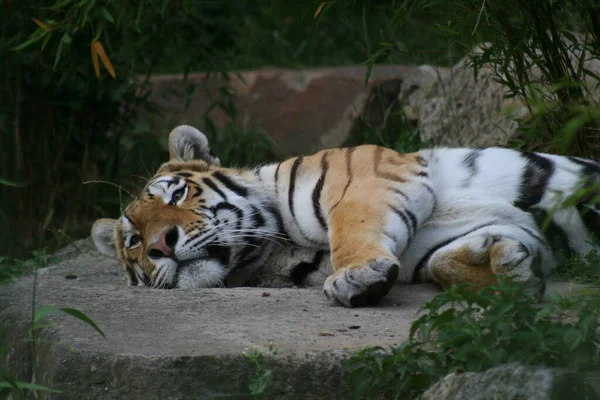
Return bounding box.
[0,178,25,187]
[91,42,100,78]
[33,306,62,323]
[59,308,106,339]
[53,35,65,68]
[314,3,326,19]
[12,29,46,51]
[0,381,61,393]
[31,18,51,32]
[33,306,105,338]
[92,40,116,79]
[99,6,115,23]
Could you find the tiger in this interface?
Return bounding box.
[91,125,600,307]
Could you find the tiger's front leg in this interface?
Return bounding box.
[323,180,433,307]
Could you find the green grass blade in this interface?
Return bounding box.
[60,308,106,338]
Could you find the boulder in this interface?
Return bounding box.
[422,363,600,400]
[145,66,419,156]
[416,35,600,147]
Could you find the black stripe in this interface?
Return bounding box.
[274,162,282,198]
[514,152,554,210]
[176,172,193,178]
[290,251,325,285]
[387,187,409,201]
[125,265,138,286]
[389,204,414,237]
[312,153,329,231]
[213,202,244,230]
[330,147,356,213]
[422,183,438,211]
[462,148,483,171]
[140,269,151,286]
[234,240,261,269]
[204,244,231,266]
[288,156,304,218]
[374,146,407,183]
[462,148,483,186]
[213,171,249,197]
[250,206,266,228]
[265,202,285,238]
[202,177,227,200]
[568,156,600,175]
[411,221,499,283]
[405,210,418,233]
[192,185,204,198]
[577,203,600,243]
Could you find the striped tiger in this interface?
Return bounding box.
[91,125,600,307]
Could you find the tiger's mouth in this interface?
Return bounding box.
[164,251,230,290]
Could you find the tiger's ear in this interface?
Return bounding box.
[168,125,221,166]
[91,218,118,258]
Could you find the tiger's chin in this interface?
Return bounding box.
[173,258,228,289]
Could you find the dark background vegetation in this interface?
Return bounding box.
[2,0,600,264]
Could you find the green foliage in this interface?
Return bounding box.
[351,108,425,154]
[338,0,600,157]
[243,343,279,397]
[1,247,105,398]
[0,249,57,284]
[553,250,600,286]
[0,0,249,257]
[346,278,600,399]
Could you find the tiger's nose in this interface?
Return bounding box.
[148,226,179,259]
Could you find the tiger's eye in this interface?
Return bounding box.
[172,188,185,203]
[130,234,140,247]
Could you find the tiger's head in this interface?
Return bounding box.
[91,125,282,289]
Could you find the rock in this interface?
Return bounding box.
[0,238,442,399]
[417,50,527,147]
[417,34,600,147]
[144,66,418,156]
[422,363,600,400]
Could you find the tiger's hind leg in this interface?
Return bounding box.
[425,231,553,299]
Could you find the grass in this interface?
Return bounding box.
[552,250,600,286]
[345,277,600,399]
[0,246,106,398]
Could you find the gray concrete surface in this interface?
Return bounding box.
[0,238,592,399]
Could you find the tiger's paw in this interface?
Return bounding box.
[323,259,399,307]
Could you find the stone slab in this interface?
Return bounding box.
[0,239,592,399]
[0,239,440,399]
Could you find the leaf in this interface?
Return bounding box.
[0,381,61,393]
[31,18,51,32]
[92,40,116,79]
[91,42,100,78]
[33,306,62,323]
[50,0,73,10]
[99,7,115,23]
[60,308,106,339]
[53,33,71,68]
[33,306,106,338]
[314,3,327,19]
[0,178,25,187]
[12,29,46,51]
